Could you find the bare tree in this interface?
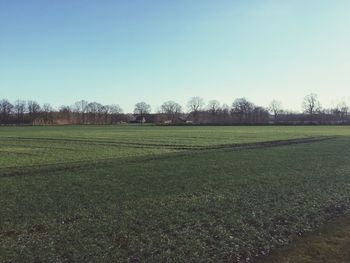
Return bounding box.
[59,105,72,123]
[108,104,123,114]
[87,102,103,124]
[333,101,349,123]
[42,103,52,112]
[134,102,151,117]
[187,97,205,123]
[108,104,123,124]
[14,100,27,123]
[27,100,41,123]
[101,104,122,124]
[42,103,53,124]
[207,100,221,115]
[1,94,349,125]
[187,97,204,113]
[0,99,14,123]
[269,100,283,120]
[302,93,321,115]
[160,100,182,122]
[74,100,89,124]
[101,105,110,124]
[96,103,104,124]
[232,98,254,122]
[252,106,269,122]
[339,101,348,115]
[221,103,230,117]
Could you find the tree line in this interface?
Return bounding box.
[0,94,349,125]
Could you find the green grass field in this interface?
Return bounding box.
[1,125,350,262]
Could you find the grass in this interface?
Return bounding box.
[258,215,350,263]
[0,125,348,169]
[1,125,350,262]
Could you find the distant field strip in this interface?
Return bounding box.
[0,136,204,149]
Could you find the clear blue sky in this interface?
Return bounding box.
[1,0,349,112]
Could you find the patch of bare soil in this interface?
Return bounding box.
[257,214,350,263]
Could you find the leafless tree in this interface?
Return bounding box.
[0,99,14,123]
[27,100,41,122]
[207,100,221,115]
[232,98,254,121]
[339,101,348,116]
[108,104,123,123]
[252,106,269,122]
[221,103,230,116]
[86,102,103,123]
[96,103,105,123]
[59,105,72,123]
[42,103,52,112]
[0,99,14,114]
[302,93,321,115]
[332,101,349,123]
[1,95,349,125]
[42,103,53,124]
[108,104,123,114]
[269,100,283,120]
[134,102,151,117]
[74,100,89,124]
[101,104,122,124]
[14,100,27,123]
[187,97,204,113]
[161,100,182,122]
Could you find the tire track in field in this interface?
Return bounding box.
[128,137,333,162]
[200,136,332,151]
[0,136,333,178]
[0,135,331,150]
[0,136,201,150]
